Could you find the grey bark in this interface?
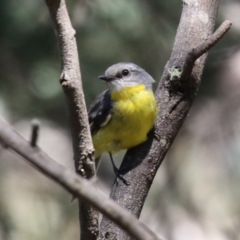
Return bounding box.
[0,1,231,240]
[99,1,231,239]
[45,0,98,239]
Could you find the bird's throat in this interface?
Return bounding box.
[110,84,146,101]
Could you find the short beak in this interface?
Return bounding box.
[98,75,114,82]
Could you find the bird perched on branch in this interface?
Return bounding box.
[89,62,157,183]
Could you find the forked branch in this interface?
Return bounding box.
[182,20,232,78]
[100,1,232,239]
[192,20,232,60]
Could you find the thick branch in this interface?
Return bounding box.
[45,0,97,239]
[0,118,161,240]
[100,1,231,239]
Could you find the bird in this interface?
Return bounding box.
[89,62,157,183]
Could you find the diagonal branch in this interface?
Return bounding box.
[100,1,232,239]
[182,20,232,78]
[45,0,98,239]
[0,118,161,240]
[192,20,232,60]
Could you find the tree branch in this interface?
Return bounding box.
[0,118,161,240]
[182,20,232,78]
[44,0,98,239]
[100,1,231,239]
[192,20,232,60]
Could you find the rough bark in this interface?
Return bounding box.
[45,0,98,239]
[99,1,231,239]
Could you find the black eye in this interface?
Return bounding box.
[122,69,129,76]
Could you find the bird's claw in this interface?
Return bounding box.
[113,165,130,186]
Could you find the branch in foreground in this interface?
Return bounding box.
[100,1,232,239]
[45,0,97,239]
[0,118,162,240]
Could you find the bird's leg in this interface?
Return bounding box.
[109,152,129,185]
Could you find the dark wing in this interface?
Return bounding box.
[88,90,113,136]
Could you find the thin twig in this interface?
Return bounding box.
[181,20,232,86]
[0,118,162,240]
[192,20,232,60]
[30,119,40,147]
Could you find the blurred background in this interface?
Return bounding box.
[0,0,240,239]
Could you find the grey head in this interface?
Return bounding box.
[98,62,155,92]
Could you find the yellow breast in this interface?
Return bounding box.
[93,85,157,157]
